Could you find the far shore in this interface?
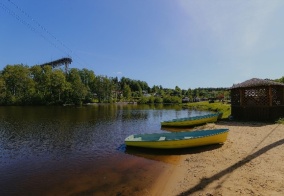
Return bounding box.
[149,121,284,196]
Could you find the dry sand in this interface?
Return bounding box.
[150,121,284,196]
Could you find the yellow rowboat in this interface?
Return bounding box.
[161,112,222,127]
[124,128,229,149]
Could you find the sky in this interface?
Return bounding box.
[1,0,284,89]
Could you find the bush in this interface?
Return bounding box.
[138,96,149,104]
[148,96,155,104]
[163,96,182,104]
[154,97,163,103]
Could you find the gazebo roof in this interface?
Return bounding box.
[231,78,284,89]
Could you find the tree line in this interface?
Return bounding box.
[0,64,231,105]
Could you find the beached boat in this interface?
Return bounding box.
[161,112,222,127]
[124,128,229,149]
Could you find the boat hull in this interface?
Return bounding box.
[125,129,229,149]
[161,115,218,127]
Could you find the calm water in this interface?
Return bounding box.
[0,104,209,195]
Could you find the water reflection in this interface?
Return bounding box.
[0,105,210,195]
[123,144,224,164]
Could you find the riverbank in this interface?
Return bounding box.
[183,101,231,119]
[150,121,284,195]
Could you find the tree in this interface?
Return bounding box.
[174,86,182,97]
[186,88,192,97]
[30,65,48,104]
[94,76,113,103]
[2,64,35,104]
[276,76,284,83]
[0,64,233,105]
[0,77,6,104]
[50,69,67,103]
[42,65,53,101]
[111,77,121,102]
[193,88,200,97]
[123,84,131,100]
[151,85,159,93]
[67,68,88,104]
[131,81,142,97]
[29,65,54,104]
[79,69,96,89]
[120,77,149,95]
[79,69,97,102]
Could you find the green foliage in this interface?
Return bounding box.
[4,64,272,106]
[138,96,148,104]
[120,77,149,92]
[122,84,131,101]
[276,118,284,124]
[2,64,35,105]
[163,96,182,104]
[0,78,6,104]
[154,97,163,104]
[184,101,231,119]
[0,63,229,105]
[275,77,284,83]
[137,96,163,104]
[66,68,88,105]
[94,75,113,103]
[148,96,155,104]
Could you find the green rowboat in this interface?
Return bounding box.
[125,128,229,149]
[161,112,222,127]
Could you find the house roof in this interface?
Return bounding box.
[231,78,284,89]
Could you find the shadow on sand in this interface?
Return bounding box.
[178,124,282,195]
[117,144,224,164]
[216,119,275,127]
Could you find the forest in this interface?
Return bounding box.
[0,64,234,105]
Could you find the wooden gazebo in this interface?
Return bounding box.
[230,78,284,121]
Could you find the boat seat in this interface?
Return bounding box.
[158,136,166,141]
[132,137,142,141]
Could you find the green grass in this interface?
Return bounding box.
[181,101,284,124]
[276,118,284,124]
[183,101,231,119]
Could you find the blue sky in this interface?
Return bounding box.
[1,0,284,89]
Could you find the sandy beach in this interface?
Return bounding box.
[150,121,284,196]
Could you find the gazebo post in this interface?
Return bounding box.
[282,86,284,104]
[239,89,243,107]
[269,86,272,106]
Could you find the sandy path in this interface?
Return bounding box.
[151,121,284,196]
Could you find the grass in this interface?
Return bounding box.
[276,118,284,124]
[182,101,284,124]
[183,101,231,119]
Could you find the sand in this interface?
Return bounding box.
[150,121,284,196]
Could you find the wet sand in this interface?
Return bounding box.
[150,121,284,196]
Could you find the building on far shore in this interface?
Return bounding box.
[230,78,284,121]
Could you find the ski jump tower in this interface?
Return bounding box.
[40,57,72,73]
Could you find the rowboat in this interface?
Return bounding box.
[124,128,229,149]
[161,112,222,127]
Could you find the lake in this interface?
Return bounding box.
[0,104,210,195]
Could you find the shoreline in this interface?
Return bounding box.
[149,121,284,195]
